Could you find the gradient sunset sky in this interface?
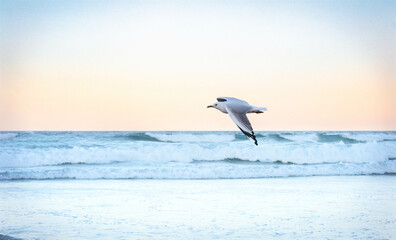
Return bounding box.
[1,0,395,131]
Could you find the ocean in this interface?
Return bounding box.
[1,131,396,239]
[1,131,395,180]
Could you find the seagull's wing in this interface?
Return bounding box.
[225,105,258,146]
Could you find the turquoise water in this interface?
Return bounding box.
[1,176,396,239]
[1,131,395,179]
[1,132,396,239]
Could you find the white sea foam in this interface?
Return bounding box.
[340,132,396,142]
[0,133,18,140]
[280,133,318,142]
[0,146,137,168]
[1,131,395,180]
[1,176,395,240]
[0,140,395,168]
[146,132,235,143]
[1,160,395,180]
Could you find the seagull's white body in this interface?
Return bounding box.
[207,97,267,145]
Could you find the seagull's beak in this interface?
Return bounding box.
[207,105,213,108]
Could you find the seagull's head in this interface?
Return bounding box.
[207,102,227,113]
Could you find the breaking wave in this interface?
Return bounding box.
[1,161,395,180]
[0,133,18,140]
[1,131,395,180]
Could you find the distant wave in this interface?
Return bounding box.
[1,160,395,180]
[1,131,395,180]
[118,132,396,144]
[115,132,162,142]
[0,146,136,168]
[102,132,396,144]
[6,131,393,144]
[317,133,363,144]
[339,132,396,142]
[1,140,395,168]
[0,133,18,140]
[146,132,236,143]
[193,158,346,165]
[280,132,318,142]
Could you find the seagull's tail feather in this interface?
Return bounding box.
[237,127,258,146]
[256,106,268,111]
[248,106,268,114]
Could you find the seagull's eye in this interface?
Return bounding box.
[215,104,217,106]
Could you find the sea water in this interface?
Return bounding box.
[1,131,395,179]
[1,131,396,239]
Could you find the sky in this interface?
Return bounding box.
[0,0,395,131]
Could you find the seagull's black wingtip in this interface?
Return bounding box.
[237,126,259,146]
[253,136,258,146]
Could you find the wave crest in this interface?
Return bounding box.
[1,140,394,168]
[0,133,18,140]
[1,161,395,180]
[146,132,235,143]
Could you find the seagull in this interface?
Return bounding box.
[207,97,267,145]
